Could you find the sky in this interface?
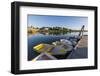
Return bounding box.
[28,15,88,30]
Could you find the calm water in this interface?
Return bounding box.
[28,32,87,60]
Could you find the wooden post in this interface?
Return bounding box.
[78,25,85,38]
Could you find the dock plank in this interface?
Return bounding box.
[77,36,88,48]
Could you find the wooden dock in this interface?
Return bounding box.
[75,36,88,49]
[67,35,88,59]
[78,36,88,48]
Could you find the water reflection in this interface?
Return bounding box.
[29,31,88,36]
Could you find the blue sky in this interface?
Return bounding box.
[28,15,88,30]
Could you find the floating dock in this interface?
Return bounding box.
[67,35,88,59]
[77,36,88,48]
